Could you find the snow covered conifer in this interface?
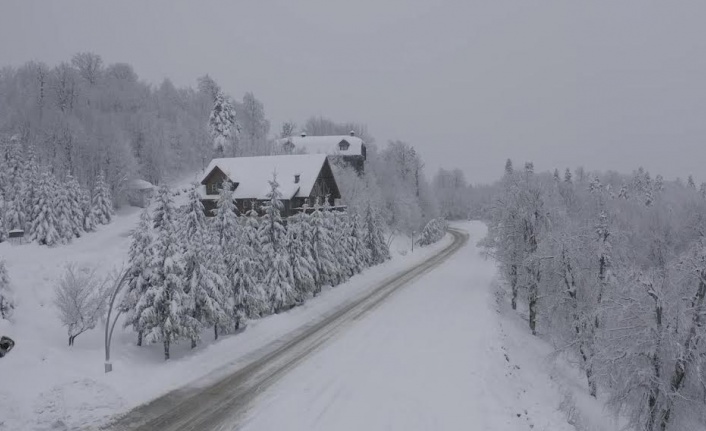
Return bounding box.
[139,185,192,360]
[211,180,243,332]
[365,204,390,265]
[0,259,14,320]
[259,174,296,312]
[65,175,86,238]
[54,180,74,243]
[92,171,113,225]
[687,174,696,189]
[286,211,317,301]
[310,204,337,294]
[328,207,354,284]
[29,170,61,246]
[122,207,153,346]
[235,209,267,320]
[348,213,370,272]
[5,194,25,232]
[181,185,228,343]
[208,91,237,156]
[81,186,97,232]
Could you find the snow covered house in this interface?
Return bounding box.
[276,132,367,173]
[199,154,342,217]
[126,179,155,208]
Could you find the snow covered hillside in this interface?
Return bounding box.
[236,222,619,431]
[0,205,446,431]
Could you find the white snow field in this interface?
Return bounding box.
[0,205,450,431]
[235,222,618,431]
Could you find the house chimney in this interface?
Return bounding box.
[349,131,355,137]
[294,174,300,184]
[301,132,307,138]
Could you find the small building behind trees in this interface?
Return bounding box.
[126,179,155,208]
[199,154,342,217]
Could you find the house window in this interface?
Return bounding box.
[294,174,300,184]
[338,140,350,151]
[207,182,219,195]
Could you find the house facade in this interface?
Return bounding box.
[199,154,342,217]
[275,132,367,173]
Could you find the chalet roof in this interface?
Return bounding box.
[127,179,154,190]
[275,135,365,157]
[200,154,330,200]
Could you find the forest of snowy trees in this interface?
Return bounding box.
[0,53,456,362]
[0,53,466,249]
[483,160,706,431]
[120,177,391,360]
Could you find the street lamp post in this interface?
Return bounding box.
[104,269,129,373]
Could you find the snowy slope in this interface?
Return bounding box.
[235,222,619,431]
[0,204,447,431]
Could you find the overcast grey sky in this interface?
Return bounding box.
[1,1,705,183]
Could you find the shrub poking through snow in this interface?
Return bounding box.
[417,218,449,247]
[54,264,109,346]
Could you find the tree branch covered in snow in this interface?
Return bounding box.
[54,264,109,346]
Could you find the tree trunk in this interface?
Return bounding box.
[234,317,240,331]
[137,330,143,347]
[657,276,705,431]
[528,281,538,335]
[510,264,518,310]
[68,335,73,346]
[214,324,219,341]
[191,338,197,349]
[164,339,170,361]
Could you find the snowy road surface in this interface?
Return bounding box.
[108,228,468,431]
[110,221,607,431]
[233,222,583,431]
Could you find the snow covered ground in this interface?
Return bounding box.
[234,221,620,431]
[0,203,448,431]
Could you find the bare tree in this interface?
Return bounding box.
[54,264,109,346]
[71,52,103,85]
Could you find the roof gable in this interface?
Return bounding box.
[275,135,365,156]
[199,154,332,200]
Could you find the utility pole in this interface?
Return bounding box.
[104,269,129,373]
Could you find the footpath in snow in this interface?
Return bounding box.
[235,221,618,431]
[0,206,450,431]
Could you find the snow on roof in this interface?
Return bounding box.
[275,135,365,157]
[127,179,155,190]
[200,154,329,200]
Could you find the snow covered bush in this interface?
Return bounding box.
[54,264,109,346]
[0,259,14,320]
[416,217,449,247]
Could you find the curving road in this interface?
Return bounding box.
[106,229,468,431]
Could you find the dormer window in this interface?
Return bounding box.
[294,174,300,184]
[338,140,350,151]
